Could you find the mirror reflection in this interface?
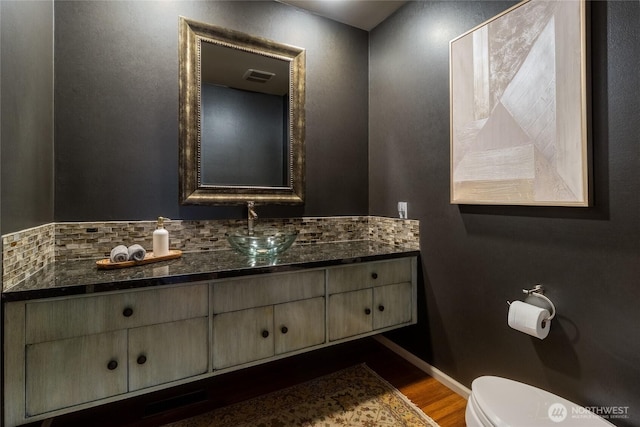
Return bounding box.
[179,17,306,205]
[200,42,290,187]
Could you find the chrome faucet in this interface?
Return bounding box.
[247,201,258,235]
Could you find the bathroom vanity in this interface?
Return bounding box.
[2,241,418,427]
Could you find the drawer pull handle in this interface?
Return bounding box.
[281,326,289,334]
[364,308,372,315]
[371,272,378,280]
[137,355,147,365]
[107,360,118,370]
[122,307,134,317]
[261,330,270,338]
[378,305,385,312]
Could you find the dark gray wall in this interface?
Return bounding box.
[53,0,369,222]
[0,0,55,235]
[371,1,640,424]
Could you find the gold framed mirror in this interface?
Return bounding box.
[179,17,306,205]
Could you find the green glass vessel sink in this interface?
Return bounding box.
[226,231,298,258]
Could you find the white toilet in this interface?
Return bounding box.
[466,376,615,426]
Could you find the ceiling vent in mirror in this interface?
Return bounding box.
[243,68,275,83]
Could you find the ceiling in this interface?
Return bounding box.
[278,0,408,31]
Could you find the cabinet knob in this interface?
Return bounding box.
[137,355,147,365]
[122,307,134,317]
[107,360,118,370]
[364,308,372,315]
[371,272,378,280]
[378,305,385,312]
[281,326,289,334]
[261,330,270,338]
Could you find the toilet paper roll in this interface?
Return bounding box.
[508,300,550,339]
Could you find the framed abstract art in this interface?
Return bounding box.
[450,0,589,206]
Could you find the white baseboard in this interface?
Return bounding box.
[373,335,471,398]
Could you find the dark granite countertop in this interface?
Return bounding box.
[2,241,419,302]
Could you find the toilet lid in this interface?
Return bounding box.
[471,376,614,427]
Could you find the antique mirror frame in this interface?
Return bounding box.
[179,17,306,205]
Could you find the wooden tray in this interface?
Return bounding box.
[96,250,182,270]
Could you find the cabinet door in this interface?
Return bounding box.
[212,306,274,370]
[128,317,209,391]
[373,282,413,330]
[274,297,325,354]
[25,331,127,416]
[328,289,372,341]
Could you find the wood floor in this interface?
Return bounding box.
[36,337,467,427]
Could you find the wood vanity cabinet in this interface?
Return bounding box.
[4,284,209,424]
[3,256,416,427]
[327,258,415,341]
[211,270,326,370]
[24,316,208,415]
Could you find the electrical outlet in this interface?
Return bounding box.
[397,202,408,219]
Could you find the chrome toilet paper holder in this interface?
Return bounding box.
[507,284,556,323]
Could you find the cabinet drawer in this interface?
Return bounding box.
[212,270,324,313]
[26,331,127,416]
[25,284,208,344]
[128,317,209,391]
[327,258,412,294]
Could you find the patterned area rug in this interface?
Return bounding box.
[163,364,439,427]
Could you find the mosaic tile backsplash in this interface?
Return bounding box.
[2,216,419,291]
[2,224,55,290]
